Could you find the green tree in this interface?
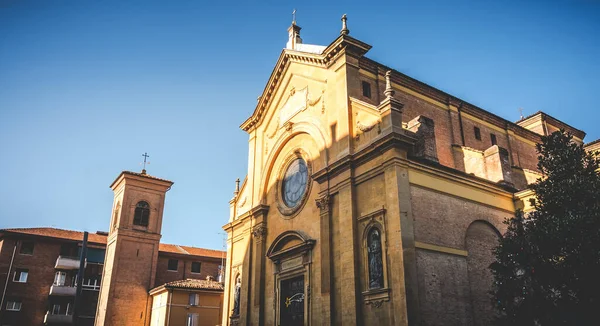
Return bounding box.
[491,130,600,325]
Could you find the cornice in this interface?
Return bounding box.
[312,130,416,184]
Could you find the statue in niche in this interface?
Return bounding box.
[232,275,241,317]
[368,228,384,289]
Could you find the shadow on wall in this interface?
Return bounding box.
[465,220,501,326]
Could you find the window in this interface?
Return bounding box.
[19,241,34,255]
[51,304,60,315]
[191,262,201,273]
[54,271,66,286]
[112,202,121,231]
[362,81,371,98]
[13,269,28,283]
[60,244,77,257]
[186,313,199,326]
[167,259,178,271]
[188,293,200,306]
[133,201,150,227]
[491,133,497,146]
[474,127,481,140]
[6,300,21,311]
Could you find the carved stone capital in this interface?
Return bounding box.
[315,195,331,213]
[252,224,267,240]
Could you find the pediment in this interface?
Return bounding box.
[240,35,372,133]
[267,230,315,262]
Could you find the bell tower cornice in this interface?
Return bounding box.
[110,170,174,192]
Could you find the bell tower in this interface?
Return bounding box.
[95,170,173,326]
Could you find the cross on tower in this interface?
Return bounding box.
[141,152,150,174]
[292,9,296,24]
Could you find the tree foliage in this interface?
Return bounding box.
[491,130,600,325]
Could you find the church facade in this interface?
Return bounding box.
[222,16,596,326]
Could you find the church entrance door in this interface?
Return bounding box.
[279,275,305,326]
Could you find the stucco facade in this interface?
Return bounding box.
[222,17,596,326]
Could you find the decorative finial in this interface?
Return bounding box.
[234,178,240,196]
[518,108,524,120]
[384,71,395,98]
[341,14,349,35]
[292,9,297,25]
[141,152,150,175]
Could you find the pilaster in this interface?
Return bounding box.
[383,158,419,326]
[316,194,333,324]
[337,184,361,324]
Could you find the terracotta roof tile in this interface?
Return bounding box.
[162,278,224,291]
[0,227,225,259]
[1,227,108,244]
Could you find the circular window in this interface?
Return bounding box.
[281,158,308,208]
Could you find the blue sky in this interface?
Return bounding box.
[0,1,598,250]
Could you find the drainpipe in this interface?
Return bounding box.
[457,103,466,146]
[73,232,88,322]
[0,239,18,319]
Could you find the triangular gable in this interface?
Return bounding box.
[240,35,372,132]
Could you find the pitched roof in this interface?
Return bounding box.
[161,278,224,291]
[0,227,225,259]
[1,227,109,244]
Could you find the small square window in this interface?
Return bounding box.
[362,81,371,98]
[490,133,497,146]
[191,262,201,274]
[474,127,481,141]
[13,269,28,283]
[19,242,34,255]
[167,259,178,271]
[188,293,200,306]
[6,300,21,311]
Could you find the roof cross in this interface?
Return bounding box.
[519,108,524,120]
[141,152,150,174]
[292,9,297,24]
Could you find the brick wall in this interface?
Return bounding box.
[0,236,105,326]
[154,254,222,287]
[0,237,60,325]
[350,72,544,188]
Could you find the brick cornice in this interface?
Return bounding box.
[359,57,549,144]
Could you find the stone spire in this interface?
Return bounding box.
[340,14,349,35]
[384,70,395,99]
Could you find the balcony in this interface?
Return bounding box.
[44,313,73,324]
[55,256,84,270]
[49,285,76,296]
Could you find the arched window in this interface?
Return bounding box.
[112,202,121,231]
[133,201,150,227]
[367,228,384,289]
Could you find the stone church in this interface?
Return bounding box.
[222,16,597,326]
